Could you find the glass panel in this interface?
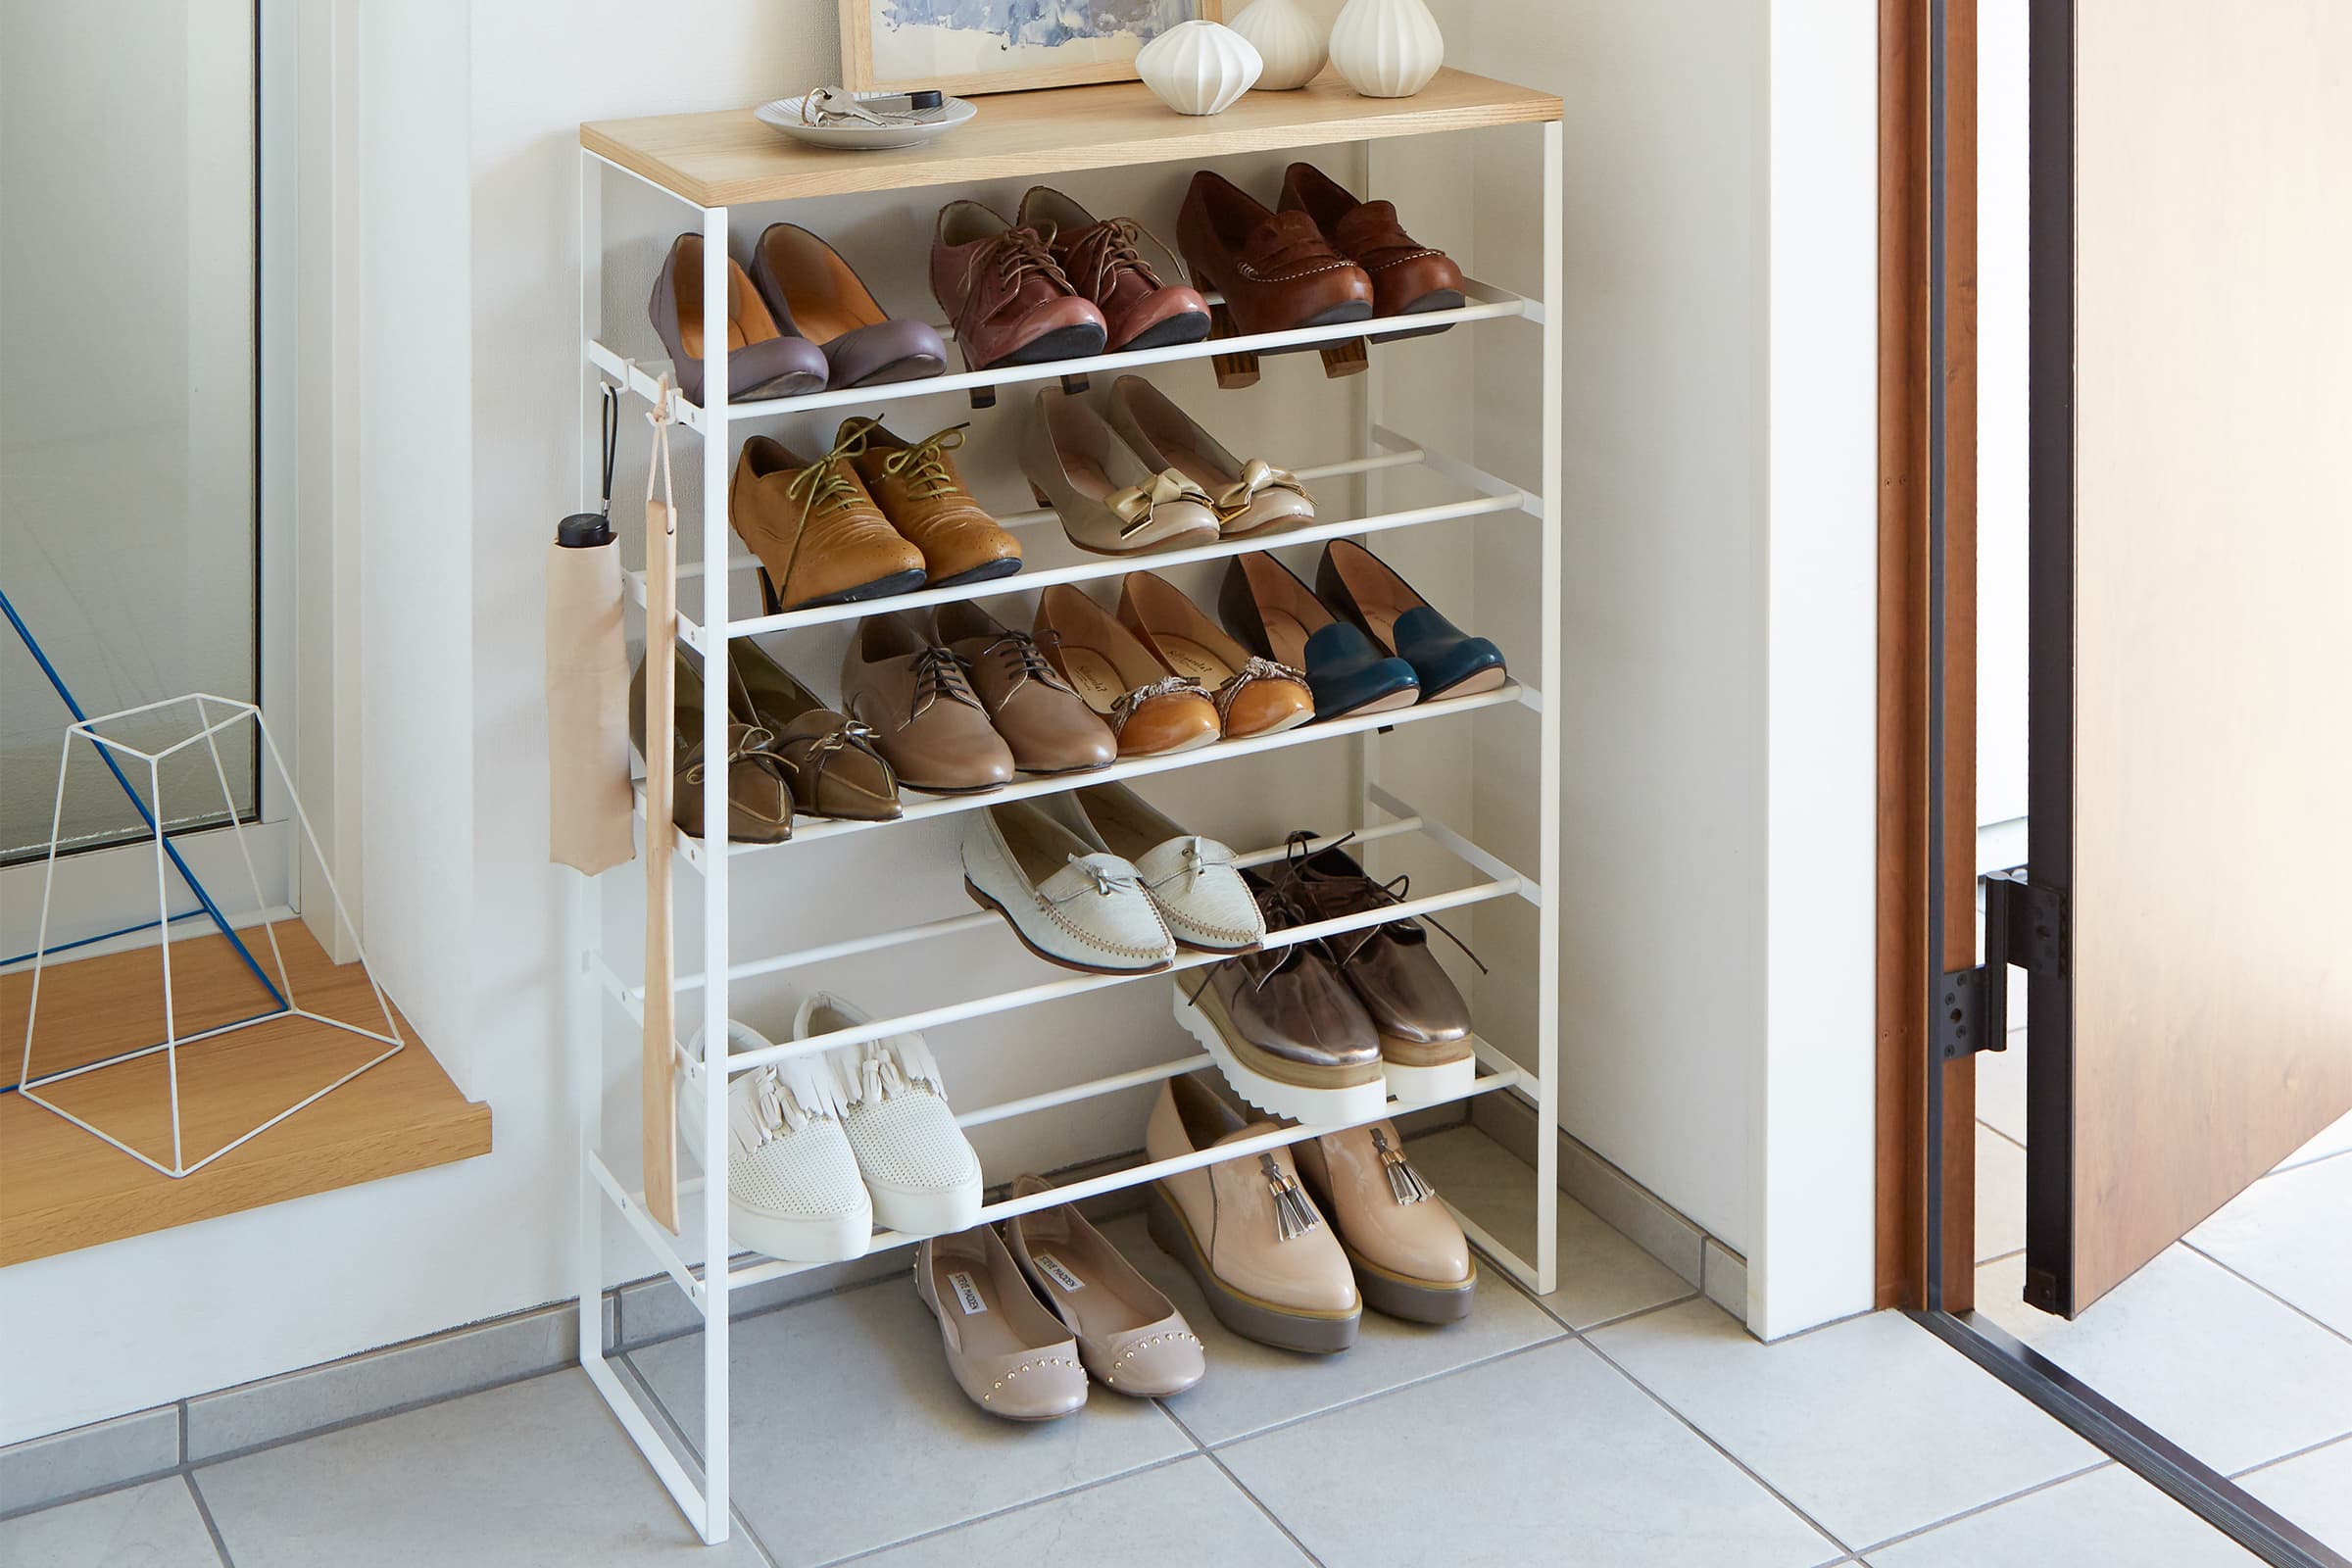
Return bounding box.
[0,0,259,862]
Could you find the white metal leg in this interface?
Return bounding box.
[1534,119,1565,1297]
[696,200,734,1548]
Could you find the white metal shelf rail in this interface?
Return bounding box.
[574,116,1565,1548]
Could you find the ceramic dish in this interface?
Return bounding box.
[753,92,977,152]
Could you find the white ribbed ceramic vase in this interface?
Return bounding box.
[1136,20,1263,116]
[1328,0,1444,98]
[1227,0,1327,91]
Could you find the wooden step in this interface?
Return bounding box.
[0,921,490,1267]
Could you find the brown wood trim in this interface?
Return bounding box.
[1877,0,1980,1311]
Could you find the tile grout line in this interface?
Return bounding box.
[1978,1116,2029,1153]
[2226,1425,2352,1483]
[607,1348,785,1566]
[1202,1332,1568,1454]
[808,1455,1201,1568]
[1844,1458,2114,1558]
[181,1470,237,1568]
[1155,1397,1331,1568]
[1569,1333,1858,1557]
[2176,1239,2352,1353]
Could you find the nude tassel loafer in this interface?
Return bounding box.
[1315,538,1507,701]
[1172,868,1389,1125]
[729,431,928,612]
[961,798,1176,974]
[1034,583,1221,759]
[1144,1075,1360,1354]
[746,221,947,390]
[1116,570,1313,740]
[933,601,1117,776]
[839,611,1016,795]
[1020,386,1222,557]
[1104,375,1314,538]
[841,416,1023,591]
[1041,782,1264,954]
[916,1224,1088,1421]
[1294,1119,1476,1324]
[1006,1174,1206,1397]
[647,232,827,408]
[1219,552,1419,721]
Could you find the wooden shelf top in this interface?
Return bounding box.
[0,922,490,1267]
[580,69,1561,207]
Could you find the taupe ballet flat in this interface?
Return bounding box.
[1006,1174,1205,1396]
[1105,375,1312,538]
[915,1224,1088,1422]
[724,637,901,821]
[629,650,792,844]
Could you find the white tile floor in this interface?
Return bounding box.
[0,1125,2307,1568]
[1974,1033,2352,1559]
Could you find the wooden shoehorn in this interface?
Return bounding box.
[640,386,680,1233]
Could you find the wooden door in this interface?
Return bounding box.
[2026,0,2352,1316]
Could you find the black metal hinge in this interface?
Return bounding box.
[1937,870,2068,1060]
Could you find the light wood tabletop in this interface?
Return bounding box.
[580,69,1562,207]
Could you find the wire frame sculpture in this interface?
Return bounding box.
[16,694,402,1177]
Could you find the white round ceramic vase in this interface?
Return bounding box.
[1136,20,1264,116]
[1228,0,1327,92]
[1328,0,1445,98]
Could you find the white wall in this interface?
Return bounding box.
[0,0,1883,1442]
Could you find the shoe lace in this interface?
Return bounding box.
[964,628,1073,698]
[766,425,874,592]
[1054,216,1176,301]
[1048,854,1146,905]
[906,643,981,724]
[875,422,973,501]
[1276,830,1489,975]
[958,227,1075,311]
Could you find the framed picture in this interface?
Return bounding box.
[840,0,1225,98]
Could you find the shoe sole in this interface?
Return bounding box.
[1259,299,1378,357]
[926,557,1026,592]
[965,878,1174,975]
[1346,1241,1478,1324]
[1370,288,1467,345]
[727,1203,876,1265]
[1173,985,1390,1125]
[1222,708,1316,742]
[1115,312,1214,353]
[1418,665,1509,703]
[1146,1185,1360,1353]
[1317,684,1422,722]
[867,1179,982,1239]
[983,322,1111,369]
[1380,1054,1477,1105]
[779,566,929,612]
[836,354,949,389]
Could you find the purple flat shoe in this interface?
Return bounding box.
[749,222,949,391]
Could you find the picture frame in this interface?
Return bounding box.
[840,0,1225,99]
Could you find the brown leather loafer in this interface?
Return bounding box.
[1176,171,1373,338]
[929,201,1107,372]
[629,651,792,844]
[934,601,1116,776]
[730,433,927,612]
[839,416,1022,590]
[1279,163,1466,333]
[1016,186,1212,353]
[839,611,1015,794]
[725,637,901,821]
[1034,585,1220,759]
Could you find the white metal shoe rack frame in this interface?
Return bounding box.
[573,82,1563,1546]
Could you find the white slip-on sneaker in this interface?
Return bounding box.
[679,1020,873,1263]
[798,992,985,1237]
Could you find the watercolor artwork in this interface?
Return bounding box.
[842,0,1222,96]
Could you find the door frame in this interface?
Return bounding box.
[1874,4,2344,1563]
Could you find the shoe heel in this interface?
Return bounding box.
[1058,372,1091,396]
[1029,483,1054,510]
[1319,337,1370,379]
[967,383,998,411]
[1194,268,1259,390]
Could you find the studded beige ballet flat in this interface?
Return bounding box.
[1005,1174,1205,1397]
[915,1223,1088,1421]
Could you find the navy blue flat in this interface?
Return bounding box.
[1219,554,1420,720]
[1314,540,1508,701]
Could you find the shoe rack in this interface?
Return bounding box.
[573,69,1563,1546]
